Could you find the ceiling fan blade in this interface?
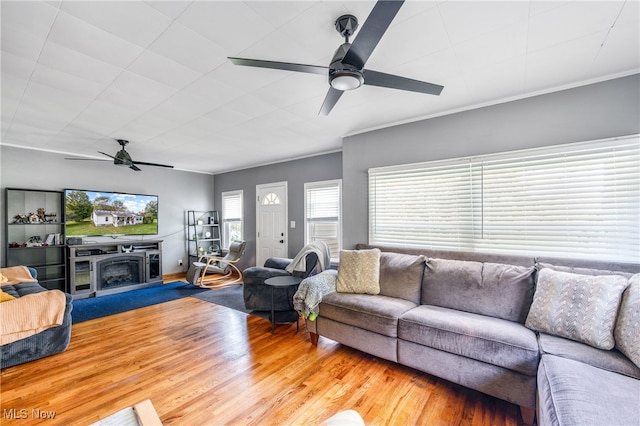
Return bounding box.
[363,69,444,95]
[130,164,142,172]
[342,0,405,70]
[228,57,328,76]
[65,157,109,162]
[318,87,344,116]
[98,151,119,161]
[132,161,174,169]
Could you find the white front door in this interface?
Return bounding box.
[256,182,287,267]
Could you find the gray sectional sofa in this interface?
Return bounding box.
[1,268,73,369]
[302,244,640,425]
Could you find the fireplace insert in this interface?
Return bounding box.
[96,254,145,291]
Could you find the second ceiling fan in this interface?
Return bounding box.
[65,139,173,171]
[229,0,443,116]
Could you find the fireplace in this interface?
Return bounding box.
[96,255,145,291]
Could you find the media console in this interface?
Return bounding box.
[68,240,163,299]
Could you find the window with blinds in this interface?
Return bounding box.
[221,190,243,249]
[369,135,639,262]
[305,180,342,260]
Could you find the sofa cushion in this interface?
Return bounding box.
[537,354,640,426]
[0,282,48,299]
[615,273,640,369]
[319,292,416,337]
[378,252,425,304]
[336,248,381,295]
[526,268,629,350]
[398,305,540,376]
[538,333,640,380]
[421,258,535,322]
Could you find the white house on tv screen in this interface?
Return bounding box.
[91,210,144,227]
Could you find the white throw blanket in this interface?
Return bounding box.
[293,269,337,320]
[285,241,330,275]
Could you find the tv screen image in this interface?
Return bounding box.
[65,189,158,237]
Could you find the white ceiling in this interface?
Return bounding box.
[1,1,638,174]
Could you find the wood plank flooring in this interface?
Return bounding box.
[0,289,521,425]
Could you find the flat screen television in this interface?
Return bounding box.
[64,189,158,237]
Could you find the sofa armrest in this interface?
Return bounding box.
[242,266,291,285]
[27,267,37,280]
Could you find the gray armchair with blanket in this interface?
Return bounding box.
[243,242,330,312]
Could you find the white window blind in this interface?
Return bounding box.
[305,180,342,260]
[369,135,640,262]
[222,190,243,248]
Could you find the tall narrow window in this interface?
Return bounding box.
[369,135,639,262]
[305,180,342,261]
[221,190,243,249]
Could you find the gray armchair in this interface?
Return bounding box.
[243,242,330,312]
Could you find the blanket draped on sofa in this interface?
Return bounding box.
[1,290,67,345]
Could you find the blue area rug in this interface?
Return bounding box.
[71,281,208,324]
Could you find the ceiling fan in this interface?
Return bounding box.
[228,0,443,116]
[65,139,174,172]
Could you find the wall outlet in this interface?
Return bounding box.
[178,259,183,266]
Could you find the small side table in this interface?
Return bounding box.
[264,275,302,334]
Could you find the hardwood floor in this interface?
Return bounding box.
[0,291,521,425]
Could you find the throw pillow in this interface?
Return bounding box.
[337,248,381,295]
[378,252,425,304]
[615,273,640,368]
[525,268,629,350]
[0,290,15,302]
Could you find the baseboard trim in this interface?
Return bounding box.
[163,272,187,282]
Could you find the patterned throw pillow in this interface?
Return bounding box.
[337,249,381,295]
[525,268,630,350]
[615,274,640,368]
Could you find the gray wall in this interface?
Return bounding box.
[0,146,215,275]
[3,74,637,277]
[213,151,342,270]
[342,74,640,248]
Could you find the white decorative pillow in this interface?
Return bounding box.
[337,249,381,295]
[525,268,629,350]
[615,273,640,368]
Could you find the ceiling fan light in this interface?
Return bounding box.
[114,150,132,166]
[330,72,363,91]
